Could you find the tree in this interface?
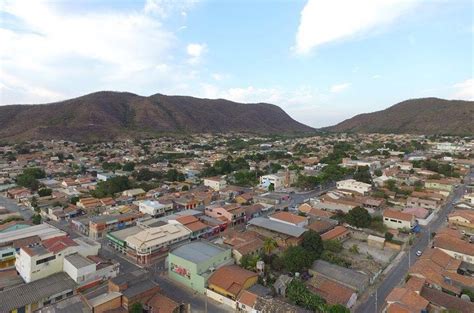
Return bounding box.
[32,214,42,225]
[345,207,371,228]
[92,176,131,198]
[181,185,189,191]
[240,254,260,270]
[353,166,372,184]
[166,169,185,182]
[38,188,52,197]
[70,196,80,205]
[301,230,323,259]
[385,232,394,242]
[268,183,275,191]
[385,179,397,192]
[263,238,278,255]
[287,279,326,312]
[374,169,383,177]
[129,302,143,313]
[282,246,313,273]
[16,167,45,190]
[323,239,343,253]
[122,162,135,172]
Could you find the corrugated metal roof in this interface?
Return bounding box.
[248,217,307,237]
[0,272,76,312]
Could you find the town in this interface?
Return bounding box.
[0,133,472,313]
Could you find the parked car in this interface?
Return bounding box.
[416,250,422,257]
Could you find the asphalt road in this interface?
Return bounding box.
[0,195,34,220]
[355,171,472,313]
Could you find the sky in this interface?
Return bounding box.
[0,0,473,127]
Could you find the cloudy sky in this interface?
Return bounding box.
[1,0,472,127]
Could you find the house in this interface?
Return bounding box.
[122,188,146,198]
[6,187,31,201]
[0,272,76,313]
[385,286,429,313]
[235,192,255,205]
[76,197,102,213]
[146,293,181,313]
[433,233,474,264]
[259,171,296,190]
[139,200,171,217]
[16,236,79,283]
[448,210,474,232]
[223,231,263,264]
[207,265,258,300]
[15,235,103,284]
[336,179,372,195]
[269,211,308,227]
[383,209,416,230]
[420,286,474,313]
[63,253,119,288]
[406,196,439,210]
[306,219,336,234]
[309,260,370,293]
[247,217,307,247]
[205,203,246,225]
[108,269,160,311]
[320,226,350,242]
[308,276,357,308]
[168,241,231,294]
[425,179,457,193]
[409,247,474,295]
[85,213,141,239]
[204,177,227,191]
[172,215,209,240]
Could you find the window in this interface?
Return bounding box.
[55,295,63,302]
[66,291,73,297]
[36,255,56,265]
[43,300,51,306]
[2,252,13,258]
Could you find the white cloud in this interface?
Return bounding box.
[186,43,207,64]
[452,78,474,100]
[294,0,420,54]
[330,82,351,93]
[0,0,206,104]
[372,74,382,79]
[144,0,198,18]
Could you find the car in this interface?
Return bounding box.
[416,250,422,257]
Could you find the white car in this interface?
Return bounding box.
[416,250,422,257]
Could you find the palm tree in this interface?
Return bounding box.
[263,238,277,255]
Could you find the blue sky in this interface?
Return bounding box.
[1,0,472,127]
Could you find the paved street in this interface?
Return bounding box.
[0,195,33,220]
[355,171,472,313]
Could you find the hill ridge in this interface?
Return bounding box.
[325,98,474,135]
[0,91,314,142]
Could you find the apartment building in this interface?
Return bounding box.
[336,179,372,195]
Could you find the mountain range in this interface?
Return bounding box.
[0,93,472,142]
[0,91,314,142]
[326,98,474,135]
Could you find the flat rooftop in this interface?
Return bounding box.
[171,241,229,264]
[65,253,94,269]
